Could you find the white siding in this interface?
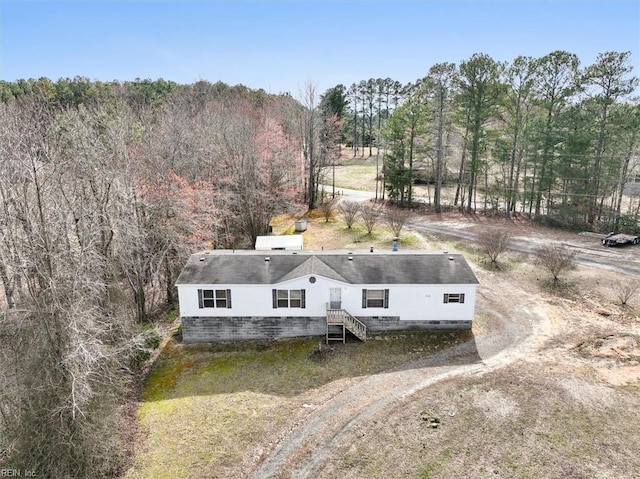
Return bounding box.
[255,235,303,250]
[177,274,476,322]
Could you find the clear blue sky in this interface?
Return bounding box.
[1,1,638,95]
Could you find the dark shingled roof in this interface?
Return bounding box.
[176,250,479,286]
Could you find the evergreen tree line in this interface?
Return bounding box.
[324,51,639,228]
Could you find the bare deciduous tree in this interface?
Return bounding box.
[612,279,640,306]
[477,229,512,264]
[319,198,336,222]
[384,207,410,237]
[300,81,324,209]
[536,244,575,282]
[360,203,382,235]
[0,99,139,477]
[338,201,361,228]
[0,81,309,478]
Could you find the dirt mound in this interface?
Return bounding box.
[575,335,640,387]
[577,334,640,362]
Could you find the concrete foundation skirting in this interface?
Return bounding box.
[181,315,473,343]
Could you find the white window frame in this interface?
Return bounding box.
[198,289,232,309]
[362,288,389,308]
[273,289,306,308]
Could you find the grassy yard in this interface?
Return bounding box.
[332,162,379,191]
[270,209,429,252]
[125,332,471,479]
[302,220,425,251]
[330,159,459,206]
[329,361,640,479]
[124,212,460,478]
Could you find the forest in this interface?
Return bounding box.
[0,49,637,477]
[336,51,639,227]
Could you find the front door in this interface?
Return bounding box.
[329,288,342,309]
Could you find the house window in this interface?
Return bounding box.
[198,289,232,309]
[443,293,465,304]
[272,289,306,308]
[362,289,389,309]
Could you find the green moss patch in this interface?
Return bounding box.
[127,332,471,478]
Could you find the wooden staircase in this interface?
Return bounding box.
[326,308,367,344]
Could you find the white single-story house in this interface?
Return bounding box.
[176,249,479,343]
[255,235,304,251]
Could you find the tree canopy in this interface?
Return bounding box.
[0,49,638,477]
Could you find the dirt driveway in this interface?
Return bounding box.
[406,209,640,275]
[246,213,640,479]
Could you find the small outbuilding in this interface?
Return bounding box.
[255,235,304,251]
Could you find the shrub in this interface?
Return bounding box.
[360,203,382,235]
[131,328,162,369]
[319,198,337,222]
[384,207,410,237]
[338,201,360,228]
[612,280,640,306]
[536,244,576,282]
[477,229,512,264]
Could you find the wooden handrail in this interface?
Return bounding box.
[325,306,366,341]
[343,312,367,341]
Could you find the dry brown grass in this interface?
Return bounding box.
[269,209,428,252]
[328,362,640,479]
[333,163,379,191]
[125,210,640,479]
[311,255,640,478]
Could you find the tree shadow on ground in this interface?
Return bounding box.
[143,330,482,401]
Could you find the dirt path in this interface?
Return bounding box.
[407,216,640,276]
[247,206,637,478]
[328,186,640,276]
[249,270,553,479]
